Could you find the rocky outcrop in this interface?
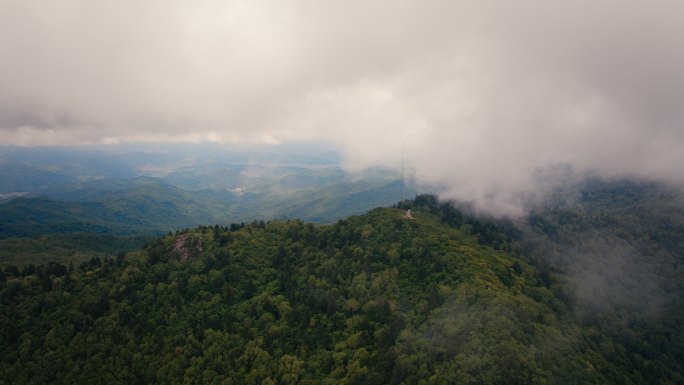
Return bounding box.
[167,234,203,262]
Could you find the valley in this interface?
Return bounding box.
[0,144,419,267]
[1,145,683,384]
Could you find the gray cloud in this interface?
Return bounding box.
[1,0,683,214]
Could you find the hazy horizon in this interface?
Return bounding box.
[2,0,683,214]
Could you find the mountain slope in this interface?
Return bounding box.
[0,178,234,238]
[0,160,74,195]
[3,202,681,384]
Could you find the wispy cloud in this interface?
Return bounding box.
[2,0,683,213]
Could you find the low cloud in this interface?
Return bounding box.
[2,0,684,214]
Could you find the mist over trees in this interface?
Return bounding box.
[2,189,683,384]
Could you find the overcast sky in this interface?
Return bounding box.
[2,0,683,214]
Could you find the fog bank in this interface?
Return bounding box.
[2,0,683,214]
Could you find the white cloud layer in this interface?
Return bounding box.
[2,0,684,214]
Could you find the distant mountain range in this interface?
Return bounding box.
[2,143,684,382]
[0,144,419,266]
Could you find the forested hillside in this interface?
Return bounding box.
[2,198,683,384]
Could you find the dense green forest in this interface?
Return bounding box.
[2,192,683,384]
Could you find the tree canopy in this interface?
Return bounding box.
[2,197,683,384]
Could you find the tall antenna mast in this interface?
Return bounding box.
[401,141,404,202]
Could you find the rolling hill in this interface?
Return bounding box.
[2,192,683,384]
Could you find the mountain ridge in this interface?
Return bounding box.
[2,196,683,384]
